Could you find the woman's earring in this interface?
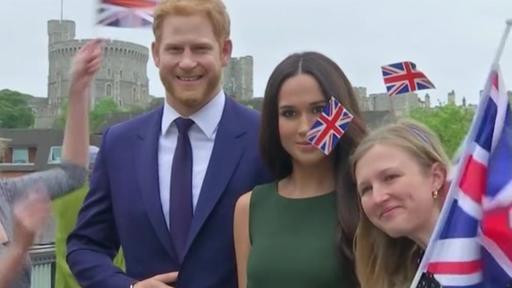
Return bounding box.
[432,189,439,199]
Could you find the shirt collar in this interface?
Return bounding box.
[161,90,226,139]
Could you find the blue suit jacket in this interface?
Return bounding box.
[67,97,271,288]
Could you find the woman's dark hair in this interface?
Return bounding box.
[260,51,367,286]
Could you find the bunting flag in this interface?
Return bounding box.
[411,66,512,287]
[97,0,159,28]
[306,97,353,155]
[381,61,435,96]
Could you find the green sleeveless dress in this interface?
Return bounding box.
[247,182,349,288]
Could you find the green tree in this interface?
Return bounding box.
[54,97,122,131]
[55,97,149,131]
[409,104,474,157]
[53,185,125,288]
[239,97,263,111]
[0,89,35,128]
[90,97,122,131]
[53,99,69,129]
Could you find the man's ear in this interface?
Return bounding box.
[151,41,160,68]
[221,39,232,67]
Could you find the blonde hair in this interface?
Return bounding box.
[351,119,450,288]
[153,0,231,43]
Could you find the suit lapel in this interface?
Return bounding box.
[135,107,177,260]
[184,99,246,254]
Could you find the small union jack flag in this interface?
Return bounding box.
[410,66,512,288]
[97,0,159,28]
[381,61,435,96]
[306,97,353,155]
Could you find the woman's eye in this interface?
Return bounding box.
[313,105,324,114]
[384,174,398,182]
[359,186,371,196]
[281,110,296,118]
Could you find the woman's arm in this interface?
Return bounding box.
[0,190,50,288]
[62,39,103,167]
[234,191,252,288]
[0,39,103,202]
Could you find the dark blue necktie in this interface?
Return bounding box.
[170,117,194,261]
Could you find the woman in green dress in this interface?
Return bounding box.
[234,52,366,288]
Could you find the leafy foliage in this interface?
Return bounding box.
[409,104,474,157]
[54,97,147,131]
[0,89,35,128]
[53,185,125,288]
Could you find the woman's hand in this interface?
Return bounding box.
[11,185,51,251]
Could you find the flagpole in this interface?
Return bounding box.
[60,0,63,22]
[409,19,512,288]
[491,19,512,68]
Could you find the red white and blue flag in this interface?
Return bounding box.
[381,61,435,96]
[97,0,159,28]
[306,97,353,155]
[411,66,512,288]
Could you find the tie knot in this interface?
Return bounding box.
[174,117,195,134]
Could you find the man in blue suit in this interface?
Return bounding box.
[66,0,271,287]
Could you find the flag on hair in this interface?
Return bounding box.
[306,96,353,155]
[381,61,435,96]
[410,66,512,287]
[97,0,159,28]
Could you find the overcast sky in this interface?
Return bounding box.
[1,0,511,105]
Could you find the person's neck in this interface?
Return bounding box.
[410,208,440,249]
[165,88,220,117]
[279,159,334,198]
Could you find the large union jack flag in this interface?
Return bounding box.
[381,61,435,96]
[306,97,353,155]
[97,0,159,28]
[410,66,512,288]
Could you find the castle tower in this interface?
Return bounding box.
[48,20,75,45]
[46,20,150,115]
[353,87,369,111]
[447,90,456,105]
[47,20,76,109]
[223,56,253,100]
[425,93,431,108]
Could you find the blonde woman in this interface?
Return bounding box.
[0,39,102,288]
[352,120,449,288]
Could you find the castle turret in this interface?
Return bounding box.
[48,20,75,45]
[222,56,253,100]
[447,90,456,105]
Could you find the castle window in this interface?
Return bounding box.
[119,70,123,79]
[132,86,137,100]
[106,83,112,97]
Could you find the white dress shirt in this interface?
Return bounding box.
[158,91,225,228]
